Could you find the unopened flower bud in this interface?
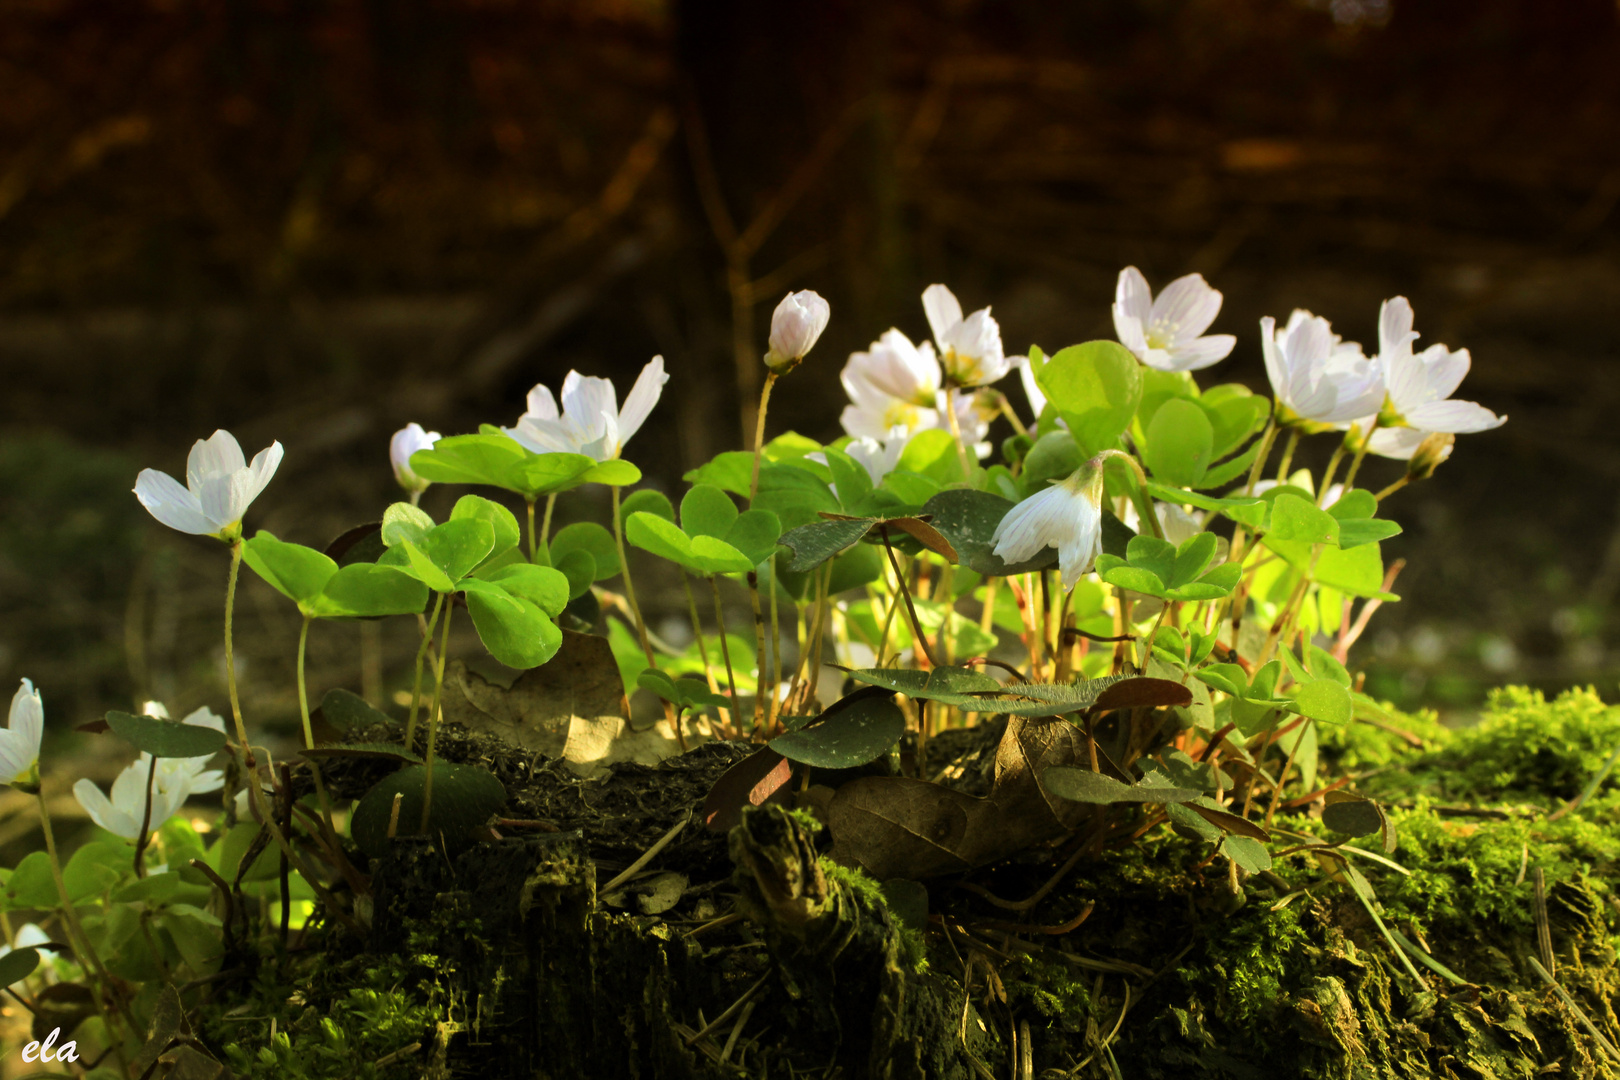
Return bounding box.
[1406,431,1454,481]
[390,423,441,496]
[764,290,830,373]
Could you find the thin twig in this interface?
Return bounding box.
[602,813,689,896]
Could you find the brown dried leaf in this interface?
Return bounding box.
[825,776,995,880]
[703,747,795,833]
[1091,677,1194,714]
[442,630,709,777]
[990,714,1090,837]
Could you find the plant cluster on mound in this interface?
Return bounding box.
[2,267,1600,1079]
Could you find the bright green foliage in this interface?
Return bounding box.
[550,521,619,581]
[1033,341,1143,458]
[244,532,428,619]
[1095,532,1241,601]
[408,432,638,499]
[636,668,731,715]
[626,486,782,576]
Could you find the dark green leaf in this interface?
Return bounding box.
[845,665,1001,702]
[769,694,906,768]
[1322,794,1385,838]
[618,488,676,527]
[318,688,392,735]
[681,484,739,540]
[107,711,227,758]
[919,488,1057,575]
[1044,766,1202,804]
[554,549,596,600]
[350,763,507,857]
[779,518,874,572]
[0,946,39,986]
[551,521,620,581]
[725,509,783,567]
[1224,835,1272,873]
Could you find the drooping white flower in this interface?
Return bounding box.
[1111,267,1236,373]
[1350,297,1505,459]
[73,707,226,840]
[1262,310,1385,427]
[506,356,668,462]
[134,430,283,541]
[991,458,1106,589]
[0,680,43,789]
[389,423,441,496]
[922,284,1010,387]
[764,290,831,372]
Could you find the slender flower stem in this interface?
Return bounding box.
[296,615,337,832]
[748,570,768,733]
[610,486,657,669]
[540,493,557,548]
[1141,604,1171,670]
[37,790,138,1036]
[134,755,158,879]
[1097,449,1163,542]
[220,542,361,932]
[1242,418,1280,498]
[880,526,939,667]
[942,385,976,482]
[419,598,454,832]
[1316,441,1349,503]
[683,575,727,727]
[525,499,537,561]
[710,577,742,726]
[749,371,780,500]
[1275,430,1302,483]
[404,594,445,753]
[1337,419,1379,494]
[1267,720,1312,829]
[1373,476,1409,502]
[804,562,835,706]
[767,559,783,731]
[996,394,1028,437]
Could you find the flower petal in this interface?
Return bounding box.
[74,778,139,839]
[1148,273,1223,344]
[921,284,963,347]
[616,355,669,450]
[242,441,284,510]
[1163,335,1236,372]
[558,372,618,430]
[525,383,559,420]
[196,470,251,531]
[1404,399,1505,434]
[186,430,246,492]
[1415,344,1471,403]
[1018,355,1049,421]
[1114,267,1153,326]
[134,469,217,535]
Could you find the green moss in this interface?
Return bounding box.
[819,858,930,972]
[198,909,471,1079]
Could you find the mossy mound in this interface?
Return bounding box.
[196,687,1620,1078]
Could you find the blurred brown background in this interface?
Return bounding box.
[2,0,1618,738]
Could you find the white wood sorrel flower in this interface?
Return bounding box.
[1352,297,1506,459]
[390,422,441,495]
[0,679,43,790]
[1262,309,1385,428]
[506,356,668,462]
[134,430,283,541]
[73,707,226,839]
[764,290,831,373]
[991,458,1106,589]
[1112,267,1236,373]
[922,284,1010,387]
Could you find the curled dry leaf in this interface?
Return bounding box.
[702,746,795,833]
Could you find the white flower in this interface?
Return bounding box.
[1111,267,1236,373]
[1262,310,1385,427]
[73,707,226,840]
[506,356,668,462]
[922,284,1010,387]
[0,680,43,789]
[991,459,1105,589]
[134,430,283,541]
[1123,501,1207,546]
[390,423,441,495]
[1017,354,1049,423]
[764,290,831,372]
[840,330,945,439]
[1350,297,1505,459]
[843,429,912,485]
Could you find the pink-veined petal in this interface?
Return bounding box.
[1149,273,1223,344]
[1405,399,1505,434]
[920,284,963,347]
[1114,267,1152,325]
[134,470,217,535]
[1164,334,1235,372]
[616,355,669,448]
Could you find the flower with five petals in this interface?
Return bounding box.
[922,284,1010,387]
[1112,267,1236,373]
[1262,310,1385,428]
[134,430,283,542]
[73,707,226,840]
[506,356,668,462]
